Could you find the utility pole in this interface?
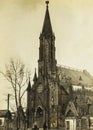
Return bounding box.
[7,94,10,110]
[7,94,10,130]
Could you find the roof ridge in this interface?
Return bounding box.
[57,64,83,72]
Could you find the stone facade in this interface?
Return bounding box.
[26,1,93,129]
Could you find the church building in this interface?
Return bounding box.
[26,1,93,129]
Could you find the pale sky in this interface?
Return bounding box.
[0,0,93,109]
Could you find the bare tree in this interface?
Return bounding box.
[0,58,30,110]
[1,59,30,130]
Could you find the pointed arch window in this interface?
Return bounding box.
[36,107,43,117]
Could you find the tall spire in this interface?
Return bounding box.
[27,77,31,91]
[33,68,37,82]
[38,1,57,77]
[41,0,53,38]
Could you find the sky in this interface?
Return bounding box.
[0,0,93,109]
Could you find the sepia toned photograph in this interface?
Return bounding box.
[0,0,93,130]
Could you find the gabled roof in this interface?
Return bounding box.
[65,101,78,117]
[57,66,93,87]
[0,110,11,118]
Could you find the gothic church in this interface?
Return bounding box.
[26,1,93,129]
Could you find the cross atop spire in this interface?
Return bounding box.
[46,0,49,7]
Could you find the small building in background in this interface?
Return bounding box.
[0,110,12,130]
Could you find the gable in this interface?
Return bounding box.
[66,110,75,117]
[65,101,78,117]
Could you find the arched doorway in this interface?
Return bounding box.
[36,106,43,128]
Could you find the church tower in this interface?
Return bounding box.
[27,1,59,128]
[38,1,57,78]
[26,1,93,129]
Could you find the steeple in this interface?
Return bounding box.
[40,1,53,38]
[33,68,37,82]
[27,78,31,92]
[38,0,57,78]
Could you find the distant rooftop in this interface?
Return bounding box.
[57,65,93,87]
[0,110,11,118]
